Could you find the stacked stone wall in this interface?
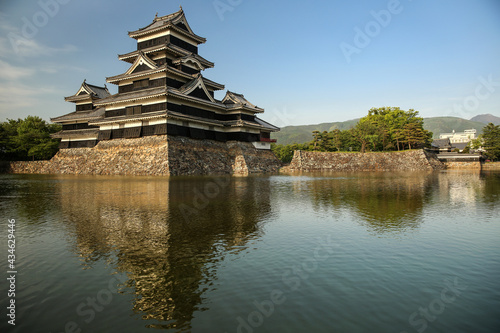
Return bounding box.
[7,136,281,176]
[482,162,500,171]
[286,150,446,172]
[440,160,482,170]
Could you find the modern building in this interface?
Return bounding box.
[439,129,477,143]
[52,7,278,150]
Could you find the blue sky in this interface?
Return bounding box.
[1,0,499,127]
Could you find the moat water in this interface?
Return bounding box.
[0,171,499,333]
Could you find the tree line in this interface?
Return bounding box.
[272,107,433,163]
[273,107,500,164]
[476,123,500,161]
[1,112,498,163]
[0,116,61,161]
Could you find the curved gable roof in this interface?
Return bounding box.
[178,74,216,103]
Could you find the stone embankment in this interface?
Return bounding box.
[483,162,500,171]
[284,149,446,172]
[8,136,281,176]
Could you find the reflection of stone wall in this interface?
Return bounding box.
[440,160,482,170]
[8,136,281,176]
[286,149,445,172]
[307,172,433,232]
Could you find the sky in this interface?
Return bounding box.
[0,0,499,128]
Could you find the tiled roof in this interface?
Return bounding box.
[117,44,214,68]
[65,81,111,102]
[452,142,469,150]
[89,111,168,125]
[107,65,168,83]
[178,74,215,102]
[51,128,99,138]
[51,108,105,122]
[202,76,224,91]
[255,117,280,132]
[94,87,168,106]
[222,91,264,112]
[432,138,452,148]
[86,83,111,99]
[128,8,206,43]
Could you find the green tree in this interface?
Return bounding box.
[319,131,333,152]
[401,122,430,149]
[311,130,321,151]
[331,129,342,151]
[353,117,378,153]
[1,116,61,161]
[470,135,483,151]
[482,123,500,161]
[0,119,22,160]
[341,129,359,151]
[271,143,295,164]
[365,107,431,151]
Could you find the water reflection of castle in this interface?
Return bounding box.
[57,176,273,331]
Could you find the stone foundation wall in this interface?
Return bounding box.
[285,150,446,172]
[440,160,482,170]
[482,162,500,170]
[8,136,281,176]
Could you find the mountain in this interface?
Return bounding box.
[271,116,487,145]
[423,117,486,138]
[271,119,359,145]
[470,114,500,125]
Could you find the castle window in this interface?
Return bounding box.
[133,79,149,89]
[126,105,142,115]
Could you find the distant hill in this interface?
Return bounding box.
[271,116,487,145]
[470,114,500,125]
[271,119,359,145]
[423,117,486,138]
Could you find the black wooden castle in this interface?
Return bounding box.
[52,8,278,150]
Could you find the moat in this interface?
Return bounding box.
[0,171,499,333]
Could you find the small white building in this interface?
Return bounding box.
[439,129,476,143]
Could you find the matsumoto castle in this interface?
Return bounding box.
[51,7,279,150]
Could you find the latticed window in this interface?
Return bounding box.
[124,127,142,138]
[98,130,112,141]
[133,79,149,89]
[126,106,142,115]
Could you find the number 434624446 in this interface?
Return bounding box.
[8,221,16,269]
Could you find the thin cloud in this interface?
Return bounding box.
[0,18,78,58]
[0,59,35,79]
[1,35,78,58]
[0,83,58,111]
[39,63,88,75]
